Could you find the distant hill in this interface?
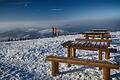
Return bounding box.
[0,27,74,42]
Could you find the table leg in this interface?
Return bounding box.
[101,34,104,39]
[86,34,89,39]
[52,61,59,76]
[103,68,110,80]
[98,50,102,70]
[70,48,72,58]
[98,50,102,60]
[67,47,71,67]
[73,48,76,58]
[105,50,110,59]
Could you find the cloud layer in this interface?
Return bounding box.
[50,9,63,11]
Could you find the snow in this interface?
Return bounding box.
[0,32,120,80]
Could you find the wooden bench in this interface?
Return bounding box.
[75,39,117,59]
[90,29,111,39]
[82,31,110,39]
[46,56,119,80]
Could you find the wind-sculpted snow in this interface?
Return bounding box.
[0,32,120,80]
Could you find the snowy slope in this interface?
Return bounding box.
[0,32,120,80]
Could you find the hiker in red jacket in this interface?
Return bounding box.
[52,27,57,37]
[54,28,56,35]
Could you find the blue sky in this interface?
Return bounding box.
[0,0,120,22]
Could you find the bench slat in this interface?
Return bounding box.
[75,38,112,42]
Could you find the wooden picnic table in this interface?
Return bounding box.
[61,40,111,67]
[82,31,110,39]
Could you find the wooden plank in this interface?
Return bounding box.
[75,38,112,42]
[85,35,111,39]
[71,41,86,47]
[100,42,105,48]
[81,41,89,47]
[86,41,92,47]
[71,46,106,51]
[95,42,101,48]
[91,42,97,48]
[102,42,109,48]
[83,41,90,47]
[82,32,109,35]
[46,56,119,69]
[61,41,73,47]
[74,41,82,47]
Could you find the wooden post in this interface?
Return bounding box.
[70,48,72,58]
[106,37,109,40]
[103,68,110,80]
[86,34,89,39]
[98,50,102,70]
[67,47,71,67]
[73,48,76,58]
[105,50,110,59]
[101,34,104,39]
[56,62,59,75]
[108,42,110,47]
[98,50,102,60]
[52,61,59,76]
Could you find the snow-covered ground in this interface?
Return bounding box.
[0,32,120,80]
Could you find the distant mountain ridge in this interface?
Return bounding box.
[0,27,73,42]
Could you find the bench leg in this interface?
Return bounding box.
[73,48,76,58]
[85,34,89,39]
[52,61,59,76]
[67,47,71,67]
[98,50,102,70]
[70,48,72,58]
[105,50,110,59]
[98,50,102,60]
[103,68,110,80]
[101,34,104,39]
